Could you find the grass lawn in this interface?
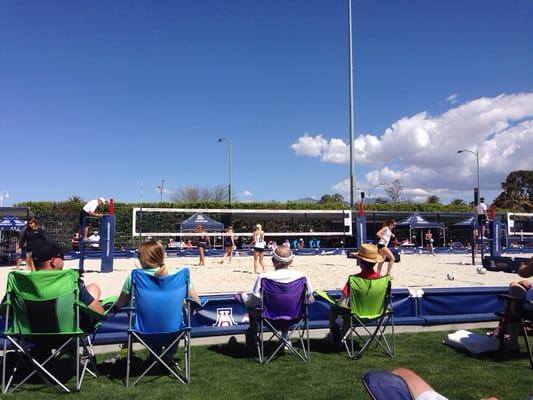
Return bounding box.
[2,330,531,399]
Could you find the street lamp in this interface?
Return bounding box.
[218,137,232,205]
[347,0,356,211]
[457,149,480,202]
[0,191,9,207]
[156,179,165,203]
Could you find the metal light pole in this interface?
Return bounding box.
[0,191,9,207]
[218,137,232,205]
[347,0,356,211]
[157,179,165,203]
[457,149,480,200]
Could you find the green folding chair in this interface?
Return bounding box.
[342,275,394,359]
[2,270,106,393]
[318,275,394,359]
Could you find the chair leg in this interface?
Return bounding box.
[8,338,71,393]
[522,319,533,369]
[126,333,133,387]
[76,337,80,391]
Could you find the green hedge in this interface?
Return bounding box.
[16,200,475,250]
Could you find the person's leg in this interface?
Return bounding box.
[379,247,395,275]
[228,247,232,264]
[26,252,35,272]
[259,252,265,272]
[391,368,438,399]
[253,251,258,273]
[86,283,101,301]
[377,260,384,275]
[505,281,529,349]
[199,247,205,265]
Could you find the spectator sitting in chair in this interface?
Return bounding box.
[114,240,201,310]
[326,243,383,346]
[88,230,100,249]
[238,245,314,347]
[32,240,104,315]
[498,257,533,352]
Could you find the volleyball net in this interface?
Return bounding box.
[131,208,353,239]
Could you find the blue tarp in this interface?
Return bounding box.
[452,215,476,227]
[180,213,224,231]
[396,212,444,229]
[0,217,26,231]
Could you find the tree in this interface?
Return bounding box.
[493,170,533,211]
[318,193,345,205]
[384,180,402,203]
[449,198,466,206]
[426,195,441,204]
[67,195,84,203]
[171,185,229,203]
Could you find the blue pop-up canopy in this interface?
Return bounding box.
[180,213,224,231]
[452,215,476,227]
[396,212,445,245]
[0,216,26,231]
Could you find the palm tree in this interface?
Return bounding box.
[426,195,440,204]
[449,198,466,206]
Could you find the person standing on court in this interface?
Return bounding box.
[251,224,266,274]
[80,197,106,240]
[425,229,436,256]
[376,219,397,277]
[475,197,489,240]
[18,217,46,272]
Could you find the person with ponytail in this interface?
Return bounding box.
[115,240,200,309]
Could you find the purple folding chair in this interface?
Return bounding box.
[257,277,310,363]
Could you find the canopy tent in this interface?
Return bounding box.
[396,212,445,246]
[452,215,476,227]
[0,216,26,231]
[180,213,224,231]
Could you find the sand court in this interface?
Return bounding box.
[1,252,528,299]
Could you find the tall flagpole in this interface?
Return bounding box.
[348,0,356,212]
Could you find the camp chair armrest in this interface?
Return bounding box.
[498,294,533,305]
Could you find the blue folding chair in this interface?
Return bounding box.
[125,268,191,387]
[362,370,414,400]
[256,277,310,363]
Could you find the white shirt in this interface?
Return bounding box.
[378,227,393,246]
[83,199,99,213]
[88,233,100,248]
[476,202,487,215]
[241,268,314,308]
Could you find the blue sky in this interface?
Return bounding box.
[1,0,532,206]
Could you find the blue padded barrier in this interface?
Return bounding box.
[417,286,507,325]
[64,247,532,260]
[0,286,509,347]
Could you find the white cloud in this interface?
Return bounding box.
[290,134,348,164]
[242,190,253,197]
[446,93,459,104]
[291,92,533,202]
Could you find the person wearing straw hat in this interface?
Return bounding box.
[325,243,384,346]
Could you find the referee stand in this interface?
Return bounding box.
[79,199,115,273]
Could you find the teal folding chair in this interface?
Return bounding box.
[2,270,105,393]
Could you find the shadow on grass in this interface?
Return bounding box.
[2,352,91,391]
[97,353,185,385]
[206,336,348,360]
